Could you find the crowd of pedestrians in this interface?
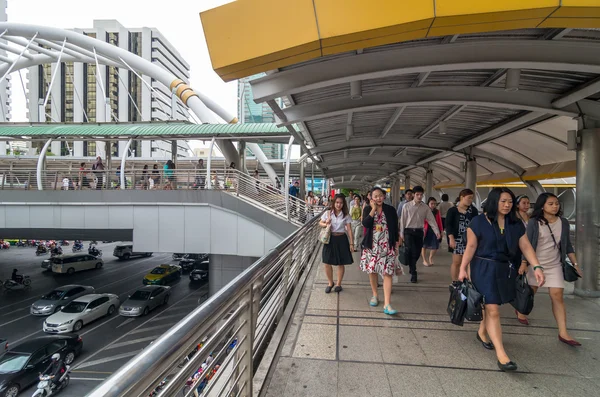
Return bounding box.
[317,185,583,372]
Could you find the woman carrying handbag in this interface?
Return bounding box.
[516,193,583,346]
[319,193,354,293]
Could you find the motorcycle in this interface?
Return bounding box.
[72,242,84,252]
[50,247,63,257]
[88,246,102,258]
[0,241,10,249]
[59,240,70,246]
[31,365,71,397]
[3,276,32,290]
[36,245,49,256]
[16,240,26,247]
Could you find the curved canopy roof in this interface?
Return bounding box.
[244,27,600,188]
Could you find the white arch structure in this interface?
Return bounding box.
[0,22,279,187]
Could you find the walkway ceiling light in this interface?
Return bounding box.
[505,69,521,92]
[350,81,362,100]
[439,121,447,135]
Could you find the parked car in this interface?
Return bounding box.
[189,260,209,283]
[142,265,182,286]
[113,244,153,260]
[0,334,82,397]
[48,254,104,274]
[172,253,185,261]
[179,254,208,272]
[31,285,95,316]
[43,294,119,334]
[119,286,171,317]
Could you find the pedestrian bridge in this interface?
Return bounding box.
[0,188,297,258]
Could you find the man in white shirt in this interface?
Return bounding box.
[399,186,440,283]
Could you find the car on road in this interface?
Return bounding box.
[142,264,182,285]
[31,285,95,316]
[119,286,171,317]
[189,260,209,283]
[113,244,153,260]
[179,254,208,272]
[46,253,104,274]
[172,253,185,261]
[43,293,119,334]
[0,334,82,397]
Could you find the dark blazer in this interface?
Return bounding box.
[526,217,574,265]
[361,203,399,250]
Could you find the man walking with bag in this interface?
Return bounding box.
[399,186,440,283]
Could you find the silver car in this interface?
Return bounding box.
[31,285,95,316]
[119,286,171,317]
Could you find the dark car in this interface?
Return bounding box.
[0,339,6,353]
[189,268,208,283]
[179,254,208,272]
[0,335,82,397]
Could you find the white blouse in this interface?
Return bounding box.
[321,210,352,233]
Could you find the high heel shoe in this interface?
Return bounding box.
[515,309,529,325]
[497,360,518,372]
[559,335,581,347]
[476,332,494,350]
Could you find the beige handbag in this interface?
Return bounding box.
[319,212,332,244]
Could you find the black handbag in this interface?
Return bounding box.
[447,282,468,326]
[465,280,484,322]
[510,274,534,315]
[397,246,406,265]
[546,223,580,282]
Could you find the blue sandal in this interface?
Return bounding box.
[383,305,397,315]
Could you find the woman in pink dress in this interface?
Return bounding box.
[517,193,583,346]
[360,187,400,315]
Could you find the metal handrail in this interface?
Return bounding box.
[0,168,323,226]
[87,213,323,397]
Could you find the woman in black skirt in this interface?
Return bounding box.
[458,187,545,372]
[320,193,354,293]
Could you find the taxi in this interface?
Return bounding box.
[142,264,182,285]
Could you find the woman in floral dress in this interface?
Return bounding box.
[360,187,400,315]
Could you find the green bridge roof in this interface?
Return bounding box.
[0,122,291,141]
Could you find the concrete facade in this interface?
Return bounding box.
[208,254,260,296]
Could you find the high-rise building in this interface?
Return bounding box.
[25,20,192,158]
[0,0,12,123]
[238,73,284,160]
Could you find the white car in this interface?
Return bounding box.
[43,293,119,334]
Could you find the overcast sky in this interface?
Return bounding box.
[6,0,237,123]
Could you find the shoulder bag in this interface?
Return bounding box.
[319,211,332,244]
[546,222,580,282]
[464,280,484,322]
[510,274,534,315]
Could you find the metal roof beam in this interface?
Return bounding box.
[250,40,600,103]
[487,142,540,167]
[320,156,420,167]
[552,76,600,109]
[379,106,405,138]
[279,87,583,125]
[312,139,449,156]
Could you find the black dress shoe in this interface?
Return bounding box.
[497,360,518,372]
[476,332,494,350]
[334,286,343,293]
[410,274,417,283]
[325,285,333,293]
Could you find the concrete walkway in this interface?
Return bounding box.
[262,247,600,397]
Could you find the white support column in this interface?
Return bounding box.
[465,158,477,192]
[299,160,306,200]
[426,168,434,198]
[37,138,52,190]
[38,99,45,122]
[238,140,246,173]
[311,162,315,195]
[284,136,294,221]
[206,137,215,189]
[0,140,6,155]
[120,138,133,190]
[247,142,278,186]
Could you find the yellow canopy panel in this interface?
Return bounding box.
[200,0,600,81]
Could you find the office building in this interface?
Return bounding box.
[25,19,192,158]
[238,74,284,160]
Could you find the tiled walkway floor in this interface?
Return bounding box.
[263,247,600,397]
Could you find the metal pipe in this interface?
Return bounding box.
[120,138,133,190]
[284,136,295,221]
[207,136,215,189]
[0,32,37,85]
[36,138,52,191]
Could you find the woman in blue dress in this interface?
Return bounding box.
[458,187,545,372]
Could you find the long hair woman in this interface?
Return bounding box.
[458,187,545,371]
[360,187,400,315]
[445,189,478,281]
[516,193,582,345]
[421,197,443,267]
[515,195,531,226]
[319,193,354,293]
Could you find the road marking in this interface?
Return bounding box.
[3,307,29,316]
[105,336,158,350]
[116,318,135,329]
[80,314,122,336]
[72,370,113,374]
[0,313,33,328]
[73,288,205,370]
[9,329,44,345]
[128,324,173,335]
[148,313,185,322]
[70,377,106,381]
[76,350,142,369]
